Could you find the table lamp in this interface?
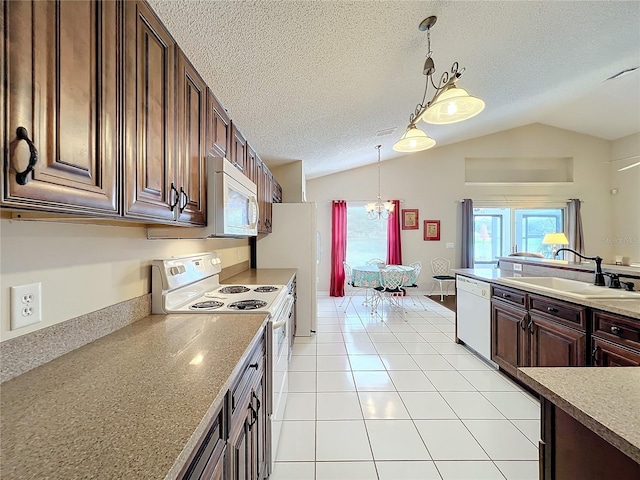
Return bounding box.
[543,232,569,258]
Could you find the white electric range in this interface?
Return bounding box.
[150,252,293,474]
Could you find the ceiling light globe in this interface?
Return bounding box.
[420,87,485,125]
[392,127,436,152]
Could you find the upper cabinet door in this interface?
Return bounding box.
[206,90,230,159]
[230,123,247,174]
[123,0,176,221]
[176,49,206,225]
[2,0,118,214]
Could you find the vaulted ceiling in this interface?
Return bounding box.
[148,0,640,178]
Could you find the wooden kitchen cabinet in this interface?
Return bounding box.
[206,90,230,159]
[591,310,640,366]
[246,144,258,185]
[491,287,587,376]
[230,123,248,175]
[491,297,528,376]
[179,401,226,480]
[228,328,267,480]
[123,0,177,222]
[2,0,119,215]
[540,398,640,480]
[175,48,207,225]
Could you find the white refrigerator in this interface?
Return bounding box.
[257,202,318,336]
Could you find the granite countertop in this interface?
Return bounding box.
[222,268,297,286]
[517,367,640,463]
[453,268,640,319]
[0,313,269,480]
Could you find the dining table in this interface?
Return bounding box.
[351,264,417,289]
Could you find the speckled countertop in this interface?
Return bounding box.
[222,268,297,286]
[517,367,640,463]
[453,268,640,319]
[0,313,269,480]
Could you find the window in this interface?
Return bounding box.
[473,206,565,266]
[345,203,387,267]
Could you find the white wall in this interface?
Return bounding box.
[272,161,306,203]
[0,218,249,341]
[609,132,640,261]
[307,123,617,293]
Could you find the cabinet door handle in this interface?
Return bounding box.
[527,319,533,333]
[14,127,39,185]
[169,183,179,211]
[547,307,558,313]
[591,345,600,365]
[610,326,622,335]
[248,403,257,428]
[252,391,261,413]
[520,317,527,330]
[502,293,511,298]
[179,187,189,213]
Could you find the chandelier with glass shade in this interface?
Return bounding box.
[365,145,395,219]
[393,16,485,153]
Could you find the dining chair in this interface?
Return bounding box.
[340,261,370,312]
[430,257,456,301]
[404,261,428,310]
[366,258,386,268]
[375,266,407,320]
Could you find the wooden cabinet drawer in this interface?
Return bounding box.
[230,334,265,420]
[529,294,587,331]
[180,401,226,479]
[492,286,526,307]
[592,310,640,351]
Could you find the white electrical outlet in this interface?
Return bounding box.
[446,243,454,249]
[10,283,42,330]
[513,264,523,271]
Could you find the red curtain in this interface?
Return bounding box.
[330,200,347,297]
[386,200,402,265]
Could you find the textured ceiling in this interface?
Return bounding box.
[148,0,640,179]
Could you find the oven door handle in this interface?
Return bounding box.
[271,295,295,330]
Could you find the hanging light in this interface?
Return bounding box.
[393,16,485,152]
[365,145,395,220]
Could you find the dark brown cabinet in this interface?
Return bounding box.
[591,310,640,366]
[540,398,640,480]
[123,0,176,222]
[175,48,207,225]
[2,0,119,215]
[246,144,258,185]
[227,328,267,480]
[491,287,587,376]
[206,91,230,159]
[230,123,248,175]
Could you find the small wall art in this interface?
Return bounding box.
[423,220,440,241]
[401,209,419,230]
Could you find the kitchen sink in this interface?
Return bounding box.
[500,277,640,300]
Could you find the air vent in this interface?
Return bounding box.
[375,127,397,137]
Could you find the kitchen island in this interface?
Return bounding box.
[517,367,640,479]
[0,312,268,480]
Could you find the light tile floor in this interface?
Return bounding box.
[271,294,540,480]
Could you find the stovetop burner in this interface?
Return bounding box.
[227,300,269,310]
[218,285,251,294]
[254,286,279,293]
[190,300,224,310]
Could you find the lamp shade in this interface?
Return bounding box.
[420,86,485,125]
[392,126,436,152]
[542,233,569,245]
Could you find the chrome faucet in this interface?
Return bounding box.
[555,248,605,286]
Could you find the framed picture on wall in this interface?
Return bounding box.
[401,209,419,230]
[424,220,440,241]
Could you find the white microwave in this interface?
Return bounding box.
[147,157,258,239]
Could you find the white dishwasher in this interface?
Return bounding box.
[456,276,495,365]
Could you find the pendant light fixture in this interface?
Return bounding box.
[365,145,395,219]
[393,16,485,153]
